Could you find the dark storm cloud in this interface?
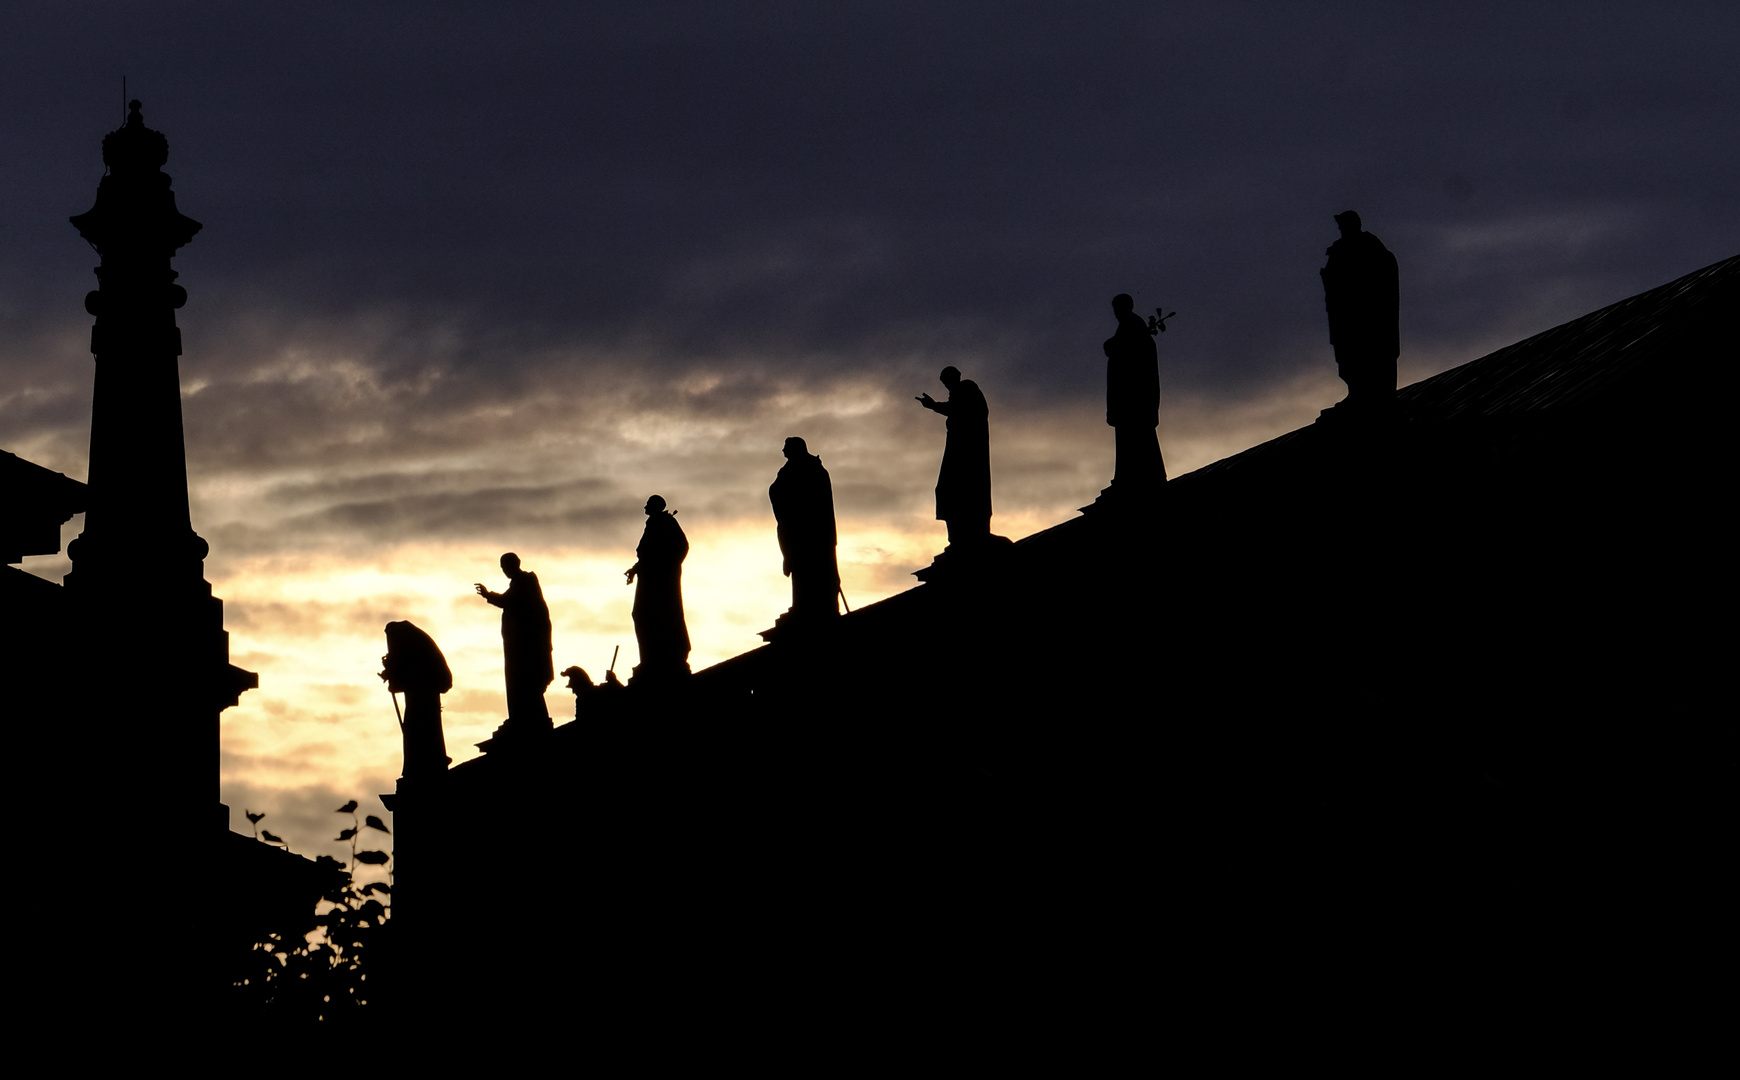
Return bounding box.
[225,594,440,641]
[17,3,1731,867]
[3,2,1736,458]
[306,480,636,538]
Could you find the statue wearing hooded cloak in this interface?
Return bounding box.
[381,620,453,777]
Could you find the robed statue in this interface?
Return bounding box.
[769,436,841,621]
[1104,293,1167,494]
[625,495,691,681]
[474,552,554,730]
[1320,210,1400,412]
[917,366,992,549]
[380,620,453,778]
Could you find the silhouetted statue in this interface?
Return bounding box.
[1104,293,1167,494]
[474,552,554,730]
[1320,211,1400,412]
[381,621,453,778]
[769,437,841,622]
[625,495,691,681]
[561,665,602,721]
[917,367,992,549]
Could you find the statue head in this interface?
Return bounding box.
[562,666,594,693]
[1334,210,1362,236]
[645,494,667,515]
[783,436,809,460]
[500,552,521,575]
[1111,293,1135,315]
[939,366,961,389]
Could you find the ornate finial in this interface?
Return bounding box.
[72,98,201,253]
[102,99,169,174]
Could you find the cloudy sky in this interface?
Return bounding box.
[3,2,1735,857]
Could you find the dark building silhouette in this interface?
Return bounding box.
[386,253,1735,1032]
[13,104,1725,1033]
[5,103,331,1024]
[3,452,87,711]
[1,450,86,565]
[62,101,258,799]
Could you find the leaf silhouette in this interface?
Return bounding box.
[360,882,392,895]
[245,811,265,825]
[260,830,285,845]
[353,850,390,865]
[335,827,357,841]
[364,816,391,834]
[335,800,359,814]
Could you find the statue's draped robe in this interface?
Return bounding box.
[383,620,453,776]
[1104,310,1166,487]
[932,379,992,527]
[1320,230,1400,402]
[634,512,691,668]
[497,571,554,722]
[770,452,841,617]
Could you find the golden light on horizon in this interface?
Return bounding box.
[212,512,969,792]
[16,352,1385,862]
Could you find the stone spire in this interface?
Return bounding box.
[67,100,211,590]
[65,101,253,798]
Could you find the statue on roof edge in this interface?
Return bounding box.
[1320,210,1400,413]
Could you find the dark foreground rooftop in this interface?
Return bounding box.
[394,253,1734,1033]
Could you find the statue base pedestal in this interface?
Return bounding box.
[1316,395,1394,426]
[758,607,842,643]
[628,661,691,688]
[475,715,551,755]
[912,534,1013,582]
[1080,481,1164,517]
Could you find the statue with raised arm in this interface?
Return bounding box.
[1104,293,1167,495]
[625,495,691,682]
[1320,210,1400,413]
[769,436,841,622]
[380,620,453,778]
[474,552,554,730]
[916,366,992,550]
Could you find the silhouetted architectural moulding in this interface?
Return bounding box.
[1,451,87,564]
[1320,210,1400,414]
[626,495,691,682]
[1103,293,1168,497]
[475,552,554,739]
[381,620,453,777]
[917,366,993,550]
[769,436,841,625]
